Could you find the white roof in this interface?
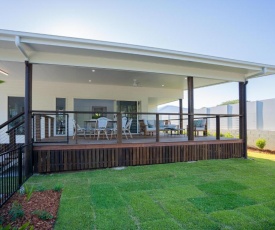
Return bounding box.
[0,29,275,90]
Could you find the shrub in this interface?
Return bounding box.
[32,210,53,220]
[9,202,24,221]
[256,138,266,150]
[53,184,63,192]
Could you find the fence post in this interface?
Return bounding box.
[216,115,220,140]
[18,145,23,186]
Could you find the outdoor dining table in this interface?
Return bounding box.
[84,119,117,140]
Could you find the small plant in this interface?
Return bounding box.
[9,202,24,221]
[0,222,34,230]
[256,138,266,150]
[53,184,63,192]
[24,185,34,201]
[224,132,234,138]
[32,210,53,220]
[206,131,213,136]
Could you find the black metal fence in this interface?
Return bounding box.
[0,144,32,207]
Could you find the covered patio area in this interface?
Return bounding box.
[1,29,275,174]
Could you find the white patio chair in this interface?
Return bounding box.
[95,117,109,140]
[87,119,97,139]
[72,120,86,139]
[110,117,128,139]
[123,118,133,139]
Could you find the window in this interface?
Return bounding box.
[8,96,24,134]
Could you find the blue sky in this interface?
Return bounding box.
[1,0,275,108]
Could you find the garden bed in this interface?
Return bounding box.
[0,190,61,229]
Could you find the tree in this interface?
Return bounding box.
[218,99,239,106]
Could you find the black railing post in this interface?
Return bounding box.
[117,113,122,144]
[67,114,69,143]
[75,113,78,144]
[179,99,183,134]
[156,114,160,142]
[216,115,220,140]
[18,145,23,186]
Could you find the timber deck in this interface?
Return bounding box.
[33,134,243,173]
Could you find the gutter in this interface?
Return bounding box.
[245,67,267,79]
[15,36,29,60]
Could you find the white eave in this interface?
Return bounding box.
[0,29,275,89]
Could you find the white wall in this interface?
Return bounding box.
[0,79,182,123]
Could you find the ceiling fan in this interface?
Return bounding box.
[132,79,141,87]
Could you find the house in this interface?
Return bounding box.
[1,29,275,174]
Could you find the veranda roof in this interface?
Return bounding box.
[0,29,275,90]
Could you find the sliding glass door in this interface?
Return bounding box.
[117,101,139,133]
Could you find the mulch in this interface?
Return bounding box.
[248,147,275,155]
[0,190,61,229]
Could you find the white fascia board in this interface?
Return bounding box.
[22,36,267,71]
[2,29,272,72]
[1,29,275,78]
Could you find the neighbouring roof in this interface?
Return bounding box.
[0,29,275,90]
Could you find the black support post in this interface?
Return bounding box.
[239,81,248,159]
[187,77,194,141]
[24,61,33,176]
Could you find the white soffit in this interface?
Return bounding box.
[0,29,275,88]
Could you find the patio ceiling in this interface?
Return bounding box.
[0,29,275,90]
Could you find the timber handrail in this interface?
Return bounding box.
[31,110,242,117]
[0,112,24,130]
[6,120,25,134]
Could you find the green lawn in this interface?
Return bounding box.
[26,151,275,229]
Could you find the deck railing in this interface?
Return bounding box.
[31,110,241,145]
[0,112,25,153]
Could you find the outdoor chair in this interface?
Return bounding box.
[139,119,156,136]
[95,117,109,140]
[72,120,86,139]
[110,117,128,139]
[123,118,133,139]
[187,118,207,136]
[87,119,97,139]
